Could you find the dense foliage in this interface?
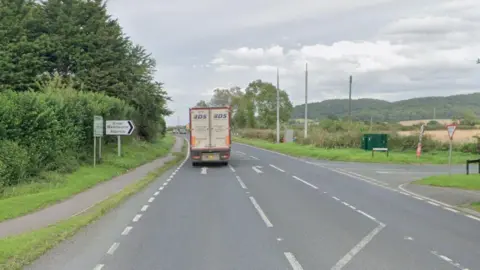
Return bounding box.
[292,93,480,122]
[0,0,171,188]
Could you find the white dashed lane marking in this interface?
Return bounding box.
[132,214,142,222]
[154,191,160,196]
[141,205,149,212]
[269,164,285,172]
[284,252,304,270]
[107,242,120,255]
[249,196,273,228]
[121,226,133,236]
[93,264,104,270]
[292,176,318,189]
[148,197,155,203]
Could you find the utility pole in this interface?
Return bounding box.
[348,75,352,121]
[276,67,280,143]
[304,62,308,138]
[433,108,436,120]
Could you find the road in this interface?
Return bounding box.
[28,142,480,270]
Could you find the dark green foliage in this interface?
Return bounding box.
[292,93,480,122]
[0,0,171,187]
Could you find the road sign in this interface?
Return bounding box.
[446,124,457,140]
[94,116,104,137]
[106,120,135,135]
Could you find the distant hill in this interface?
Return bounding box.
[292,93,480,122]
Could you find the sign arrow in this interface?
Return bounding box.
[252,166,263,174]
[201,167,208,175]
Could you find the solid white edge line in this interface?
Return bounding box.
[332,196,340,201]
[132,214,142,222]
[428,201,440,206]
[121,226,133,236]
[93,264,104,270]
[444,207,459,213]
[107,242,120,255]
[148,197,155,203]
[141,205,149,212]
[466,214,480,222]
[292,176,319,189]
[249,196,273,227]
[269,164,285,172]
[331,223,385,270]
[229,164,236,172]
[284,252,304,270]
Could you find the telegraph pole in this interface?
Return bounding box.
[348,75,352,121]
[304,62,308,138]
[276,68,280,143]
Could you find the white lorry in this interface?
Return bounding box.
[189,106,231,166]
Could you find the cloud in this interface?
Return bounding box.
[106,0,480,126]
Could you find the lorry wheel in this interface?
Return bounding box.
[192,162,197,167]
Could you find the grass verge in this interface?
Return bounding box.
[0,145,187,270]
[234,137,477,164]
[413,174,480,190]
[413,174,480,213]
[0,135,175,222]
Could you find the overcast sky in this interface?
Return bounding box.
[106,0,480,126]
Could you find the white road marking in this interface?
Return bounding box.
[236,176,247,189]
[428,201,440,206]
[348,205,356,210]
[292,176,318,189]
[201,167,207,174]
[249,196,273,227]
[159,186,164,190]
[404,236,414,241]
[148,197,155,203]
[252,166,263,174]
[93,264,104,270]
[132,214,142,222]
[107,242,120,255]
[277,238,283,241]
[163,182,168,186]
[399,191,410,196]
[332,196,340,201]
[413,196,424,201]
[141,205,149,212]
[172,171,176,176]
[229,164,236,172]
[323,191,328,194]
[466,214,480,222]
[250,155,259,160]
[331,223,385,270]
[121,226,133,236]
[357,210,376,221]
[431,251,469,270]
[342,202,350,207]
[444,207,459,213]
[167,178,172,182]
[236,151,247,155]
[284,252,304,270]
[154,191,159,196]
[398,183,452,208]
[269,164,285,172]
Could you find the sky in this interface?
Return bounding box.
[106,0,480,126]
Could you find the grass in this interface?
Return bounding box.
[0,135,175,222]
[0,147,186,270]
[413,174,480,190]
[234,137,479,164]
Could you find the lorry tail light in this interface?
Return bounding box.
[192,155,200,160]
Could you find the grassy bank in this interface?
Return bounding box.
[0,145,186,270]
[0,135,175,222]
[413,174,480,190]
[234,137,478,164]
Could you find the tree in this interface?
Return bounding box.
[195,100,209,108]
[245,80,292,128]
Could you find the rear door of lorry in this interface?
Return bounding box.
[210,107,230,149]
[190,108,210,150]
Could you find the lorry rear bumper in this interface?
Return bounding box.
[190,149,230,165]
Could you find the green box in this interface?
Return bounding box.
[361,134,388,150]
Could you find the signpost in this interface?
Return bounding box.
[106,120,135,156]
[416,124,425,159]
[446,123,457,176]
[93,116,104,167]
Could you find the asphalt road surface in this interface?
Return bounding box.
[28,143,480,270]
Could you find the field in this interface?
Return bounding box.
[398,119,456,126]
[398,130,480,143]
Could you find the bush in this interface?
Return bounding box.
[0,79,137,187]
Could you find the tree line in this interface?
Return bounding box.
[195,80,293,129]
[0,0,170,188]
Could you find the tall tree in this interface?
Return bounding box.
[195,100,209,108]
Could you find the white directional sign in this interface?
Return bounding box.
[106,120,135,135]
[93,116,104,137]
[447,124,456,140]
